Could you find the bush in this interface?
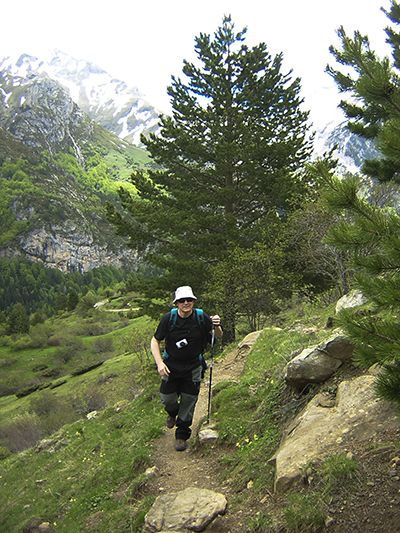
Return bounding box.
[76,322,111,336]
[72,384,107,415]
[8,334,32,351]
[0,379,19,397]
[321,454,358,486]
[15,383,41,398]
[92,336,114,354]
[47,335,61,346]
[29,322,55,348]
[53,335,85,363]
[29,389,61,417]
[0,413,43,452]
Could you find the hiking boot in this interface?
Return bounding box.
[166,415,176,429]
[175,439,187,451]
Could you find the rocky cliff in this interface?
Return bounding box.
[0,61,147,273]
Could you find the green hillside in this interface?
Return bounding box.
[0,294,333,533]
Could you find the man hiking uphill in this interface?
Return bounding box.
[150,286,223,451]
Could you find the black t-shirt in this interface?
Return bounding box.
[154,309,213,366]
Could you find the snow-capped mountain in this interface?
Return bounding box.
[313,121,381,174]
[0,50,161,145]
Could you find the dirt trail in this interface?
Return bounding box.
[146,337,257,532]
[145,331,400,533]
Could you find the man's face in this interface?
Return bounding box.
[176,298,195,315]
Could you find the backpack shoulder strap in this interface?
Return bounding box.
[168,308,178,331]
[195,308,205,328]
[169,308,205,331]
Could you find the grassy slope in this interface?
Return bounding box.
[0,297,375,532]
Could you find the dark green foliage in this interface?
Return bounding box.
[0,257,127,316]
[375,360,400,403]
[67,290,79,311]
[71,361,104,377]
[53,335,85,364]
[207,233,300,335]
[107,17,313,339]
[15,384,41,398]
[55,292,68,312]
[327,1,400,183]
[6,303,30,335]
[312,1,400,406]
[30,308,47,327]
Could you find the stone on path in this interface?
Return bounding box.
[143,487,227,532]
[198,421,219,444]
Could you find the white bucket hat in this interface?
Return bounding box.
[174,286,197,302]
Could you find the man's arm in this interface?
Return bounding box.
[150,336,170,376]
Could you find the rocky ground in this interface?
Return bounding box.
[322,427,400,533]
[145,341,400,532]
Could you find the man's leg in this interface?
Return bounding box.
[160,375,179,421]
[175,365,202,442]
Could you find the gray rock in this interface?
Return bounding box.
[198,424,219,443]
[335,289,367,314]
[285,334,354,388]
[272,374,400,492]
[143,487,227,532]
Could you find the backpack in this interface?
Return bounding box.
[167,308,210,376]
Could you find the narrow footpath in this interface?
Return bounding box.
[146,334,260,532]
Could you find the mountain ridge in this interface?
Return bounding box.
[0,50,162,145]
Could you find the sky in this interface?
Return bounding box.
[0,0,395,129]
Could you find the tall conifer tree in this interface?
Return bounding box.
[313,0,400,405]
[107,16,312,339]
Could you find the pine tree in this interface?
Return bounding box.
[67,290,79,312]
[6,303,30,335]
[313,1,400,405]
[327,1,400,182]
[106,16,312,340]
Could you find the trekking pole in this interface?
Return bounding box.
[207,324,215,424]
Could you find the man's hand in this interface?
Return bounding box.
[157,361,170,377]
[211,315,221,327]
[210,315,223,338]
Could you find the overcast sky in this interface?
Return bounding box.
[0,0,394,128]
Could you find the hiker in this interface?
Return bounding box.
[150,286,223,451]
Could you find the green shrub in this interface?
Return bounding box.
[8,334,32,351]
[92,336,114,353]
[71,384,107,415]
[0,412,43,452]
[47,335,61,346]
[53,335,85,363]
[15,383,41,398]
[321,454,358,486]
[29,389,61,417]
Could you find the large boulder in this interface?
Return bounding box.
[284,333,354,388]
[143,487,227,532]
[271,374,400,492]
